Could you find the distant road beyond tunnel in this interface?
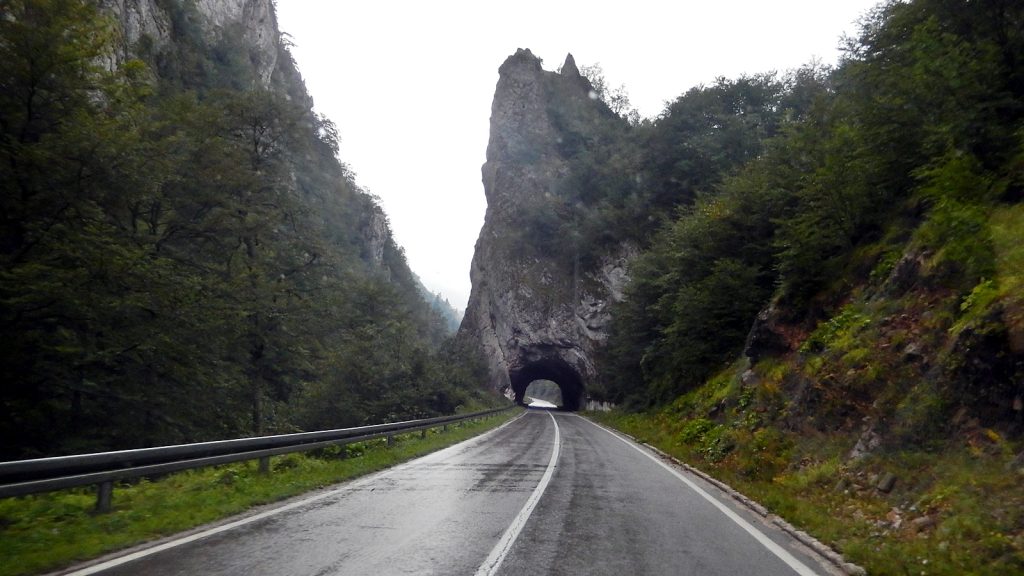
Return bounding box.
[509,357,584,411]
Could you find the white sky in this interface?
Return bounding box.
[275,0,882,311]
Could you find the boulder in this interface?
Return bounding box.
[876,472,898,493]
[744,304,790,363]
[910,515,936,533]
[849,426,882,460]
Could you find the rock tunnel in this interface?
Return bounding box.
[509,357,585,411]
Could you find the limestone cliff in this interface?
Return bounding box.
[459,49,632,410]
[100,0,279,86]
[99,0,414,281]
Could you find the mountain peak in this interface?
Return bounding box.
[561,53,580,77]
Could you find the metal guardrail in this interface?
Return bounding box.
[0,405,514,511]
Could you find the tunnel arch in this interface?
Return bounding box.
[509,357,584,411]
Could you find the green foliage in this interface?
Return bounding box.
[951,279,1000,335]
[800,305,872,354]
[591,3,1024,573]
[592,401,1024,576]
[868,248,902,285]
[676,417,715,444]
[600,0,1024,407]
[577,62,639,123]
[602,169,780,404]
[0,0,495,458]
[989,204,1024,343]
[771,119,878,308]
[640,72,796,214]
[915,198,995,290]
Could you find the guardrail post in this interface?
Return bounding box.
[386,435,394,447]
[258,456,270,474]
[442,424,448,432]
[95,481,113,513]
[420,429,427,439]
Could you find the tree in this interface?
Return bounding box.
[578,62,640,123]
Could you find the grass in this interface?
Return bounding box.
[587,261,1024,575]
[590,397,1024,575]
[0,409,521,576]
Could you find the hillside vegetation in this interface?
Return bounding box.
[0,0,490,459]
[579,0,1023,573]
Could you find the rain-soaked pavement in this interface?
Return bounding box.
[79,411,838,576]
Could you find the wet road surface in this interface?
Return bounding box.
[71,411,837,575]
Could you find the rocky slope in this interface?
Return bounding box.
[459,50,632,410]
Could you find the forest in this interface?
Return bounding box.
[570,1,1023,571]
[1,0,1022,571]
[0,0,490,459]
[551,0,1024,425]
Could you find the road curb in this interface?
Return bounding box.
[593,422,867,576]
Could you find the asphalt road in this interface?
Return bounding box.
[69,411,839,576]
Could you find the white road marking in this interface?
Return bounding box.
[474,411,561,576]
[581,416,822,576]
[63,411,527,576]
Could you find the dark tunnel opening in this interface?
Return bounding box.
[509,357,584,411]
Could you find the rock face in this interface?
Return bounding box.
[101,0,171,49]
[100,0,394,283]
[101,0,280,86]
[361,205,391,279]
[459,50,632,410]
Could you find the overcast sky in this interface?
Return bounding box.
[275,0,882,311]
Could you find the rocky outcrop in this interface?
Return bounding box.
[98,0,394,286]
[744,303,792,363]
[362,202,389,270]
[196,0,279,85]
[459,50,631,410]
[101,0,171,49]
[101,0,280,86]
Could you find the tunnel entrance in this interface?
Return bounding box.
[509,357,584,411]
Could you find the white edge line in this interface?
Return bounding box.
[64,410,528,576]
[474,411,561,576]
[580,416,821,576]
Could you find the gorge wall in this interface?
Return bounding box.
[99,0,401,280]
[102,0,278,80]
[0,0,473,457]
[459,50,632,410]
